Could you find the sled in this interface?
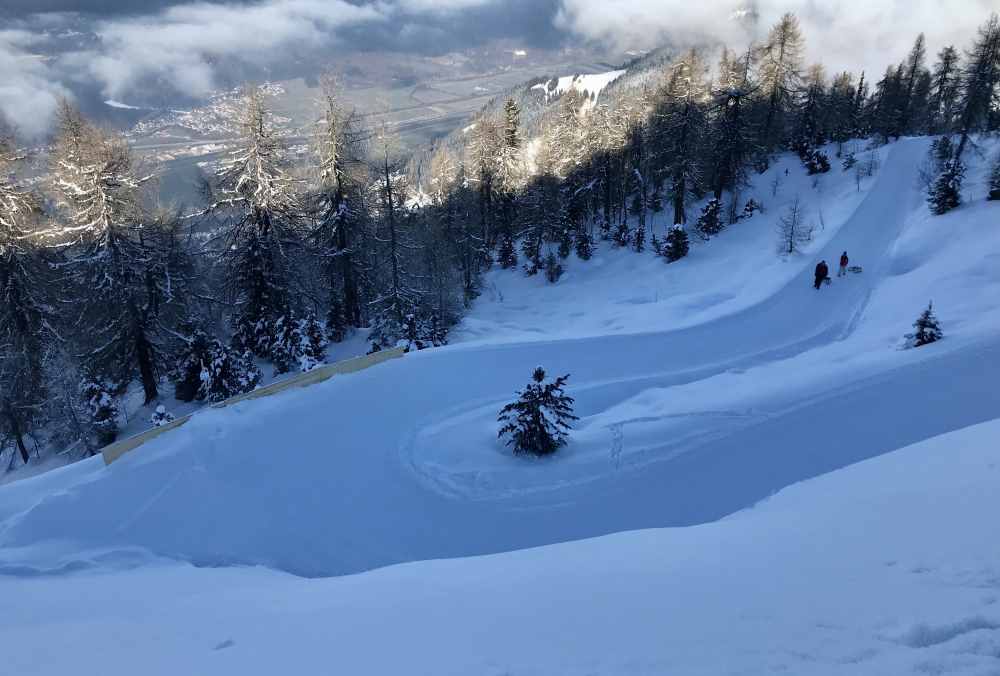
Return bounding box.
[848,265,863,274]
[823,277,832,286]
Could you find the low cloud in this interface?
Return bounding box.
[0,31,70,139]
[70,0,383,100]
[556,0,997,76]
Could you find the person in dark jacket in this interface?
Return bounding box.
[838,251,849,277]
[814,260,829,289]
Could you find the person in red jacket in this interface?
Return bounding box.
[838,251,849,277]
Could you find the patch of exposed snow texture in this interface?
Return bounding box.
[531,69,626,110]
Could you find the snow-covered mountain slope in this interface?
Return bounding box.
[2,137,1000,674]
[4,419,999,676]
[530,69,626,110]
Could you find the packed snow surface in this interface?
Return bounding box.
[3,420,999,675]
[3,137,1000,674]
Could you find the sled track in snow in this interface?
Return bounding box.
[7,139,1000,579]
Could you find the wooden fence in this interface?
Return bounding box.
[101,347,406,466]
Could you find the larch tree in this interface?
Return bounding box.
[213,86,304,362]
[954,14,1000,161]
[928,46,961,133]
[757,13,805,151]
[310,77,365,332]
[651,49,708,226]
[51,108,178,406]
[0,132,52,463]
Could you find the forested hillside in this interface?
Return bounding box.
[1,11,999,472]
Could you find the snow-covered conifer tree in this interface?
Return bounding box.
[296,312,327,372]
[664,225,690,262]
[214,86,304,361]
[310,76,365,331]
[50,106,184,405]
[927,159,965,215]
[80,380,120,446]
[906,302,943,347]
[695,198,724,239]
[497,367,578,457]
[150,405,175,428]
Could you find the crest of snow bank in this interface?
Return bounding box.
[531,70,626,111]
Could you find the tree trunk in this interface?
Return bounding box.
[135,324,159,405]
[4,403,30,464]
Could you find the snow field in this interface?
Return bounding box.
[3,419,999,675]
[1,137,1000,675]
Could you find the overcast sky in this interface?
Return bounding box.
[1,0,995,138]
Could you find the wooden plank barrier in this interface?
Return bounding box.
[101,347,406,466]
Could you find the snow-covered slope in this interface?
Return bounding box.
[2,137,1000,674]
[4,419,1000,675]
[531,69,626,110]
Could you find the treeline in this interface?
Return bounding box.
[2,13,999,466]
[0,82,457,464]
[422,12,1000,272]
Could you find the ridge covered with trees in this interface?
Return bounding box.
[1,13,999,467]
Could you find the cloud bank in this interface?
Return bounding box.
[1,0,995,139]
[556,0,997,76]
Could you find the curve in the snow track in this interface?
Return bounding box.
[4,139,997,579]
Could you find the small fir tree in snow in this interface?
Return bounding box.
[399,311,449,352]
[930,136,954,172]
[695,198,724,239]
[927,159,964,215]
[296,312,327,372]
[497,231,518,269]
[173,323,262,404]
[497,367,578,457]
[202,348,261,403]
[80,380,119,446]
[664,225,690,262]
[574,228,593,260]
[269,315,302,375]
[988,155,1000,200]
[906,302,943,348]
[544,252,564,283]
[841,152,857,171]
[613,220,630,247]
[632,223,646,252]
[150,405,175,428]
[799,147,831,175]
